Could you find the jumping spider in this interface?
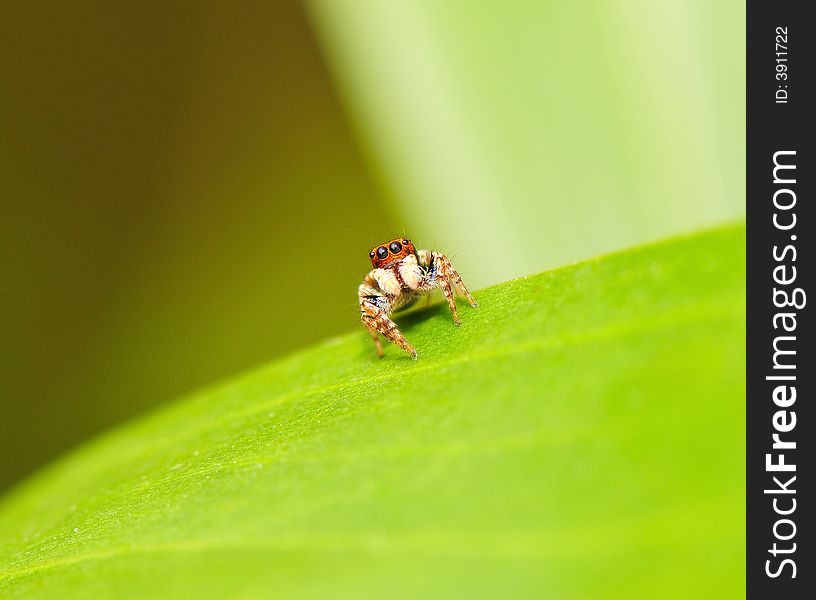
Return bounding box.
[358,237,478,359]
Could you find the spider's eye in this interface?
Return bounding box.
[369,251,375,258]
[376,246,389,260]
[389,241,403,254]
[402,239,409,245]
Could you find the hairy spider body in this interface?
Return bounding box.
[358,238,477,359]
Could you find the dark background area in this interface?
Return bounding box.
[0,1,397,491]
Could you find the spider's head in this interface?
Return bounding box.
[369,238,416,268]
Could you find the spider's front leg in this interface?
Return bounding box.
[359,295,417,360]
[433,252,478,326]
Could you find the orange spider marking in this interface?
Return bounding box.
[369,238,417,269]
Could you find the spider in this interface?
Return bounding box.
[358,237,478,359]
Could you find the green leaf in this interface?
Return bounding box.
[0,224,745,599]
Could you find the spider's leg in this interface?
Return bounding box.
[360,296,417,360]
[362,317,384,358]
[437,276,461,326]
[435,253,479,311]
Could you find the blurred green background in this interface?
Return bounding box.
[0,0,743,491]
